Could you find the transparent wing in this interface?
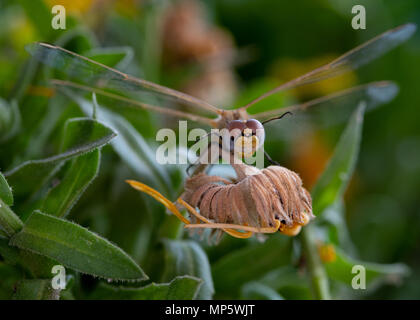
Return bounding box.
[26,42,222,118]
[52,79,217,126]
[241,23,416,109]
[252,81,398,137]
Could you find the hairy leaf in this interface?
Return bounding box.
[59,88,172,196]
[311,103,366,216]
[241,282,284,300]
[212,235,292,296]
[0,99,21,143]
[324,245,410,288]
[0,263,23,299]
[0,198,23,237]
[41,149,101,217]
[5,118,116,199]
[162,239,214,299]
[9,211,147,281]
[89,276,202,300]
[12,279,60,300]
[0,171,13,206]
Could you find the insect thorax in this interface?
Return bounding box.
[214,109,250,129]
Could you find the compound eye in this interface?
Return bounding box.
[245,119,264,134]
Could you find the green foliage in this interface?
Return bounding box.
[212,235,291,296]
[0,198,23,237]
[162,239,214,299]
[89,276,202,300]
[16,0,51,39]
[241,282,284,300]
[0,99,20,143]
[0,171,13,206]
[0,0,417,300]
[61,90,173,196]
[41,150,101,218]
[10,211,147,281]
[324,246,409,287]
[311,103,365,217]
[12,279,60,300]
[5,118,115,201]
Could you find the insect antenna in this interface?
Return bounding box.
[264,150,281,166]
[261,111,293,125]
[262,111,292,165]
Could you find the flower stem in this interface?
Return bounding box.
[0,198,23,237]
[301,224,331,300]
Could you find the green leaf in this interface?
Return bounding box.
[0,98,21,143]
[9,211,147,281]
[19,95,68,161]
[324,245,410,288]
[241,282,284,300]
[0,171,13,206]
[212,235,292,296]
[234,78,289,113]
[41,149,101,217]
[5,118,116,199]
[18,250,58,279]
[162,239,214,299]
[85,47,134,71]
[90,276,202,300]
[250,266,313,300]
[0,238,20,265]
[254,266,310,291]
[322,199,358,255]
[17,0,51,39]
[0,263,22,299]
[12,279,60,300]
[59,117,116,153]
[311,103,366,216]
[60,88,173,196]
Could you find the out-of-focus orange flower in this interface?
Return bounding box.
[27,85,56,98]
[290,132,332,190]
[290,130,360,209]
[271,55,357,100]
[318,243,336,263]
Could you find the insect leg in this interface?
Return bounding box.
[187,132,221,176]
[177,199,253,239]
[185,218,281,234]
[126,180,190,225]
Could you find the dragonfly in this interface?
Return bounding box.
[26,23,416,168]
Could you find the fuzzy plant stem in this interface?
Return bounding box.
[0,198,23,237]
[301,224,331,300]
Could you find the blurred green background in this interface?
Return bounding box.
[0,0,419,299]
